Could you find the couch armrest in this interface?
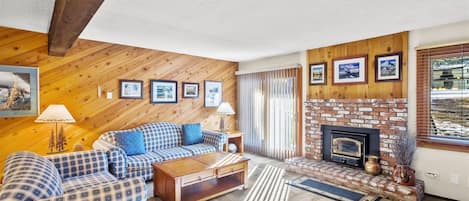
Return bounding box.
[202,130,227,151]
[38,178,146,201]
[93,139,128,179]
[46,150,108,179]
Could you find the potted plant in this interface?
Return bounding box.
[392,132,416,186]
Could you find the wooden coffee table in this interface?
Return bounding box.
[152,152,249,201]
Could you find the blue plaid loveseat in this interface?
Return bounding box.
[92,122,227,181]
[0,150,146,201]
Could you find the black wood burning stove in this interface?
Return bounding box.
[322,125,380,168]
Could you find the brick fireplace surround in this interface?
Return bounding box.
[286,98,424,200]
[304,98,408,174]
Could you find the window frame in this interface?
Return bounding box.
[416,43,469,153]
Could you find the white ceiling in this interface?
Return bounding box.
[1,0,469,62]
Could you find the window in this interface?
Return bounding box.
[431,55,468,138]
[417,43,469,151]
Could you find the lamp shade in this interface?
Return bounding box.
[35,104,75,123]
[216,102,235,115]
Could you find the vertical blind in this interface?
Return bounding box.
[416,43,469,139]
[237,68,299,160]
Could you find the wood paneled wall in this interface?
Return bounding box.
[307,32,408,99]
[0,27,238,173]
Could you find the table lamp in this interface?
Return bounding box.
[35,104,75,154]
[216,102,235,132]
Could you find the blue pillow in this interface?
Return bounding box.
[182,123,203,145]
[115,131,146,156]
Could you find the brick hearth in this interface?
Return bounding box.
[304,98,408,175]
[286,157,424,201]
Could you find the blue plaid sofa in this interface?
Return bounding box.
[0,150,146,201]
[92,122,227,181]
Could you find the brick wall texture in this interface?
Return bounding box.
[304,98,408,175]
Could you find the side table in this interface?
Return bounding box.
[222,130,244,154]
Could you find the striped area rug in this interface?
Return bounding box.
[243,165,290,201]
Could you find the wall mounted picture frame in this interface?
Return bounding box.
[309,62,327,85]
[119,80,143,99]
[332,55,368,84]
[204,80,223,107]
[150,80,178,104]
[375,52,402,82]
[0,65,39,117]
[182,82,199,98]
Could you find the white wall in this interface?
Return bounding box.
[408,20,469,201]
[238,52,303,72]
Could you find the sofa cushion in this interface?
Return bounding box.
[62,172,117,193]
[182,123,203,145]
[153,147,193,161]
[100,122,183,152]
[114,130,146,156]
[182,143,217,155]
[127,168,154,181]
[138,122,183,150]
[127,152,163,172]
[46,150,108,179]
[0,152,63,201]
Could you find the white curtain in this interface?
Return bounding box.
[238,68,299,160]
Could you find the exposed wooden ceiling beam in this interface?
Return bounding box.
[48,0,104,56]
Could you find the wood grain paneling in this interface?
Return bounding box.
[0,27,238,174]
[307,32,408,99]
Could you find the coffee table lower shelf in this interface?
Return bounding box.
[153,152,249,201]
[182,174,244,201]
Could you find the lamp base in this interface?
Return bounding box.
[219,115,226,132]
[47,123,68,155]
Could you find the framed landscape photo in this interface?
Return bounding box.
[332,55,368,84]
[375,52,402,82]
[182,82,199,98]
[309,62,327,85]
[150,80,177,104]
[119,80,143,99]
[0,65,39,117]
[204,80,222,107]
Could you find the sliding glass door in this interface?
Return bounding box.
[238,68,300,160]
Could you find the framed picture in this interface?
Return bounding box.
[119,80,143,99]
[375,52,402,82]
[182,82,199,98]
[204,80,222,107]
[333,55,368,84]
[0,65,39,117]
[150,80,177,104]
[309,62,327,85]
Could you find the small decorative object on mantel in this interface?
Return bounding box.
[392,132,416,186]
[375,52,402,82]
[35,104,75,154]
[365,155,381,176]
[309,62,327,85]
[332,55,368,85]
